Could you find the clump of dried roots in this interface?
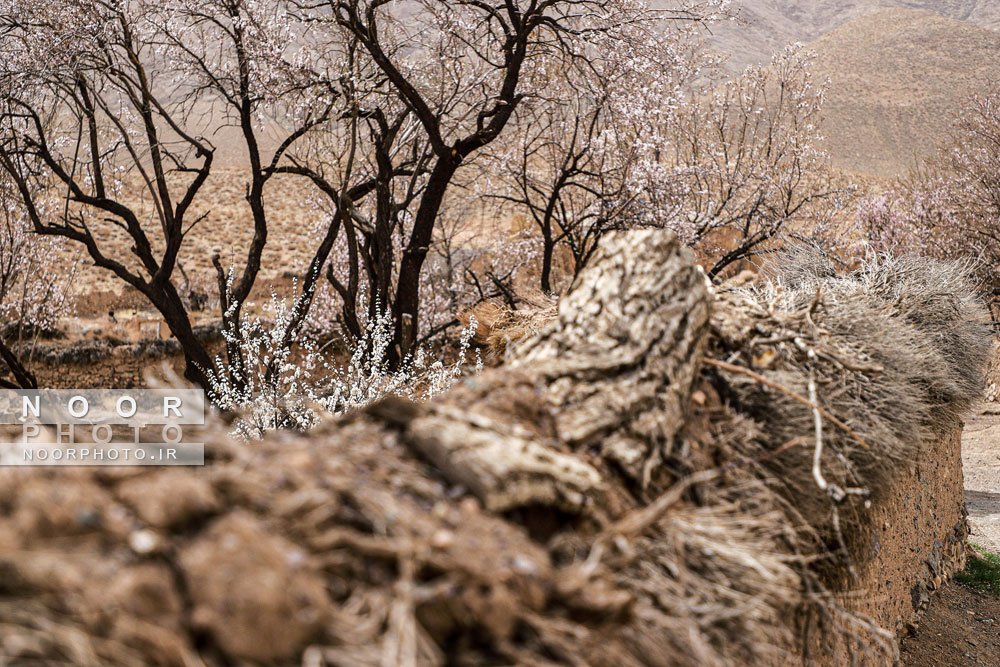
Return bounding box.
[460,293,558,359]
[0,239,988,667]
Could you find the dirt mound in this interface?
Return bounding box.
[0,232,991,666]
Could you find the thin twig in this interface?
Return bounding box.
[705,357,871,451]
[601,468,721,541]
[808,358,827,492]
[805,285,830,335]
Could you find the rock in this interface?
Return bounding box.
[2,632,48,660]
[107,564,183,628]
[179,512,330,662]
[13,479,116,540]
[110,617,196,667]
[116,472,220,530]
[129,530,161,555]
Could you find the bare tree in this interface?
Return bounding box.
[479,16,707,292]
[0,0,349,389]
[669,45,847,280]
[286,0,727,360]
[483,42,842,291]
[0,0,731,393]
[0,178,74,388]
[858,80,1000,316]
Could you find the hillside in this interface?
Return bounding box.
[699,0,1000,73]
[804,8,1000,177]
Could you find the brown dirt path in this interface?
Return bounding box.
[901,406,1000,666]
[964,407,1000,555]
[900,583,1000,665]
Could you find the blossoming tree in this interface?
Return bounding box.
[0,0,730,393]
[858,81,1000,316]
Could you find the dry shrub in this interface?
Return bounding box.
[472,247,990,656]
[711,249,990,509]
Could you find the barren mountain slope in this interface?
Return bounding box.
[803,8,1000,177]
[695,0,1000,73]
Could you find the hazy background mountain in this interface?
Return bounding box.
[690,2,1000,178]
[208,1,1000,178]
[807,9,1000,177]
[700,0,1000,72]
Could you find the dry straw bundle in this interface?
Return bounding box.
[709,249,991,522]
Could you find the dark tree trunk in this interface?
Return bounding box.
[393,157,460,360]
[540,226,555,294]
[149,285,215,392]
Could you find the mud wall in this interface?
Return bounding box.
[0,230,986,667]
[853,429,967,635]
[800,427,969,665]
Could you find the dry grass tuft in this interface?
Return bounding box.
[460,293,557,358]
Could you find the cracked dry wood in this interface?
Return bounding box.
[374,230,711,511]
[513,230,712,484]
[406,404,605,513]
